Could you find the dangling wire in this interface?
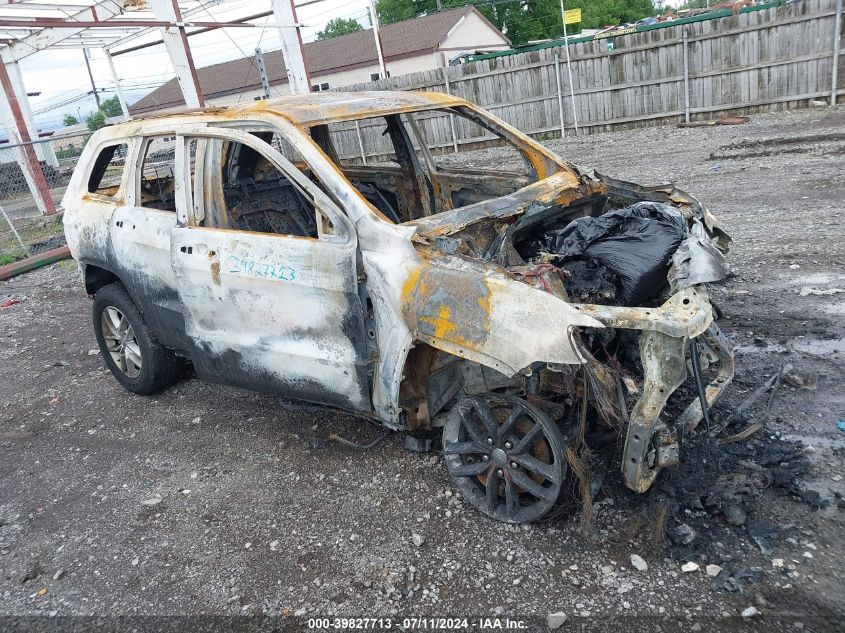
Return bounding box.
[689,336,711,432]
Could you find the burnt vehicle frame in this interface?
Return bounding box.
[63,91,734,523]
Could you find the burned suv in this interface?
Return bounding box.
[64,92,733,523]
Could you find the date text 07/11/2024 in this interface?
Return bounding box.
[306,617,529,630]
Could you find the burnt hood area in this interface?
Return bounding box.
[427,174,731,309]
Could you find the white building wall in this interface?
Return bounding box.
[436,11,510,65]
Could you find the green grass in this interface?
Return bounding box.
[0,213,65,266]
[0,250,25,266]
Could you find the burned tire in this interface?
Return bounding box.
[442,394,566,524]
[93,282,184,395]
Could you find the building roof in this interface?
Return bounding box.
[131,6,506,115]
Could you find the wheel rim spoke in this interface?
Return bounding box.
[472,402,498,436]
[443,441,488,455]
[514,422,544,454]
[497,407,523,442]
[485,468,500,514]
[511,470,557,503]
[125,342,143,371]
[104,308,122,339]
[511,453,559,483]
[457,406,490,446]
[504,477,518,519]
[451,461,490,477]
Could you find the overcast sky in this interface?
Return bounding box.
[12,0,370,132]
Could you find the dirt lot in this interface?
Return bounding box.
[1,107,843,632]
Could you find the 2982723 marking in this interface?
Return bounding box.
[228,255,296,281]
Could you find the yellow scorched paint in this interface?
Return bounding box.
[418,304,459,340]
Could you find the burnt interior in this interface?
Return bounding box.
[218,137,318,238]
[308,108,535,224]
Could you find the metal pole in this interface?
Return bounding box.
[368,0,388,79]
[832,0,843,106]
[0,203,31,258]
[255,47,271,99]
[104,49,130,120]
[354,121,367,164]
[83,49,100,108]
[554,53,566,138]
[559,0,578,134]
[171,0,203,106]
[150,0,205,106]
[271,0,311,94]
[683,28,690,123]
[0,60,55,216]
[5,60,57,167]
[443,70,459,153]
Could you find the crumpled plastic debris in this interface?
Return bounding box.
[1,298,21,309]
[538,202,686,304]
[669,218,731,290]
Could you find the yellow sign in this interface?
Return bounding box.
[564,8,582,25]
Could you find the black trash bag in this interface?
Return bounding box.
[544,202,686,305]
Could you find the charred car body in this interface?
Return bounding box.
[63,92,733,523]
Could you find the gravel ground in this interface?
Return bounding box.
[1,107,843,632]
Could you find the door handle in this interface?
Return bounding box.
[179,243,209,255]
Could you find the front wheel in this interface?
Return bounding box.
[442,395,567,523]
[93,282,184,395]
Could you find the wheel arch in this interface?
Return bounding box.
[81,260,120,297]
[396,341,524,433]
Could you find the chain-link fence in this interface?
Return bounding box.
[0,131,89,267]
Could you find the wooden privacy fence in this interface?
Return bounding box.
[328,0,843,160]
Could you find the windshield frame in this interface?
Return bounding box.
[300,101,569,225]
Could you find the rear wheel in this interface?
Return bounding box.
[93,282,184,395]
[442,394,566,523]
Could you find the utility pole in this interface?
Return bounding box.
[558,0,579,134]
[255,47,271,99]
[367,0,388,79]
[83,49,101,109]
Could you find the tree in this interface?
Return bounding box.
[316,17,363,40]
[62,113,79,127]
[85,110,106,132]
[375,0,657,46]
[99,96,123,119]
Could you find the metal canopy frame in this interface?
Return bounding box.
[0,0,312,216]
